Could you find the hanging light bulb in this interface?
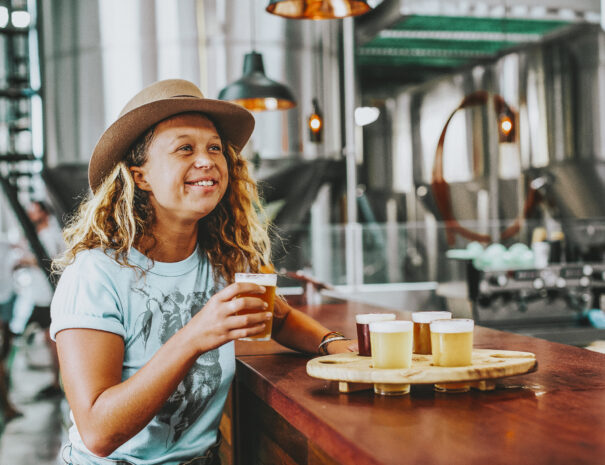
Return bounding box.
[266,0,372,20]
[218,52,296,112]
[500,116,512,135]
[498,111,516,143]
[493,94,517,143]
[308,98,323,142]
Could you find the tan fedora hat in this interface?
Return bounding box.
[88,79,255,193]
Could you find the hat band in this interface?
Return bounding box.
[171,94,198,98]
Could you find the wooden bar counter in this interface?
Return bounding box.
[219,299,605,465]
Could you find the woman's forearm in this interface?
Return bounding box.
[272,298,331,353]
[272,300,356,355]
[273,308,328,353]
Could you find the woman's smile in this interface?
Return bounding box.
[184,176,219,190]
[186,179,216,187]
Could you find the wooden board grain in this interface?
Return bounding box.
[306,349,537,385]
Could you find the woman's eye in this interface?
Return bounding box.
[210,144,222,152]
[178,144,193,152]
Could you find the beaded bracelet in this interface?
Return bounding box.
[318,331,350,355]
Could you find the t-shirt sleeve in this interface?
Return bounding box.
[50,250,125,340]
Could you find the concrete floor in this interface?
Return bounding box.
[0,331,65,464]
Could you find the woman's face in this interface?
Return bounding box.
[130,113,229,226]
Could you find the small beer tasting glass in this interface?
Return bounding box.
[411,311,452,355]
[429,318,474,393]
[355,313,396,356]
[369,320,413,396]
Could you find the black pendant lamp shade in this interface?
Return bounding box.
[266,0,372,20]
[218,52,296,112]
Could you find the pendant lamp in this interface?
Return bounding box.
[266,0,372,20]
[218,51,296,112]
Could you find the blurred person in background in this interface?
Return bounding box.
[0,237,21,421]
[17,200,65,398]
[27,200,65,259]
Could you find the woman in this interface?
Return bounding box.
[51,79,353,465]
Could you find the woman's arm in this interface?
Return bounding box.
[271,298,355,354]
[57,328,198,456]
[56,282,270,457]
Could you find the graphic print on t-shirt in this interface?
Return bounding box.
[131,285,222,444]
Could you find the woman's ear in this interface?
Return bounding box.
[129,166,152,192]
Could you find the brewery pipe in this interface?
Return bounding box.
[343,17,363,289]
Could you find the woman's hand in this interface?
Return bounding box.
[185,282,272,354]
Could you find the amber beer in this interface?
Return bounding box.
[234,273,277,341]
[430,319,474,392]
[411,311,452,355]
[355,313,396,356]
[369,320,413,396]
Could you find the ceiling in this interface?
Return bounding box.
[356,3,593,88]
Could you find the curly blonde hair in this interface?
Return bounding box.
[53,118,272,283]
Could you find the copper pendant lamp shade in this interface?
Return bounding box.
[218,51,296,112]
[266,0,372,20]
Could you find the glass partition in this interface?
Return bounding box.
[274,217,605,288]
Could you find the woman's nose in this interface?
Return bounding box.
[193,153,214,169]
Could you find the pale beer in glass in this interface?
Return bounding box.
[369,320,413,396]
[234,273,277,341]
[411,311,452,355]
[430,319,474,392]
[355,313,396,356]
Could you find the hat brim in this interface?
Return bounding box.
[88,97,255,192]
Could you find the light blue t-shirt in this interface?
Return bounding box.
[50,247,234,465]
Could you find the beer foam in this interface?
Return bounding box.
[234,273,277,286]
[411,311,452,324]
[430,318,474,333]
[355,313,396,324]
[369,320,413,333]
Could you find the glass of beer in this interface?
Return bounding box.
[234,273,277,341]
[369,320,413,396]
[430,318,474,392]
[355,313,396,356]
[411,311,452,355]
